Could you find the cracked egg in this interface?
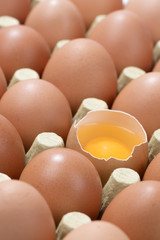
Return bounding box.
[66,109,148,186]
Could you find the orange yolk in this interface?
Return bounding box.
[84,136,131,159]
[77,122,143,160]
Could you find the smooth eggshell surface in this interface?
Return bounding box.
[0,0,31,23]
[102,180,160,240]
[0,67,7,99]
[112,72,160,140]
[42,38,117,114]
[25,0,85,50]
[63,220,130,240]
[88,9,153,75]
[143,153,160,181]
[152,59,160,72]
[0,114,25,179]
[125,0,160,44]
[0,180,56,240]
[20,148,102,226]
[70,0,123,29]
[0,79,72,151]
[0,25,50,83]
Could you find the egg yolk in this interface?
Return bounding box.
[77,122,143,160]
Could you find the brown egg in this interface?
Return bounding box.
[152,59,160,72]
[0,25,50,83]
[66,110,148,186]
[0,79,72,151]
[0,180,56,240]
[125,0,160,44]
[112,72,160,140]
[102,180,160,240]
[25,0,85,50]
[88,9,153,75]
[70,0,123,29]
[143,153,160,181]
[20,148,102,226]
[0,0,31,23]
[63,220,130,240]
[0,114,25,179]
[42,38,117,114]
[0,67,7,99]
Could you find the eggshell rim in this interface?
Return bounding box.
[74,109,148,162]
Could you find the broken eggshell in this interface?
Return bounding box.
[112,72,160,140]
[66,109,148,186]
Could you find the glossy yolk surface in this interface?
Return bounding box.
[77,122,143,160]
[84,136,131,159]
